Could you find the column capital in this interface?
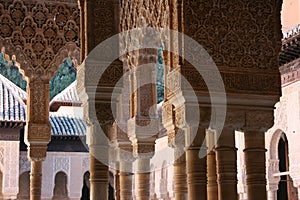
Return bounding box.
[116,145,136,163]
[241,110,274,132]
[27,144,48,162]
[25,123,51,145]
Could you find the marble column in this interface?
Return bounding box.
[119,161,133,200]
[174,147,187,200]
[215,128,238,200]
[114,162,120,200]
[267,190,277,200]
[186,127,207,200]
[244,129,267,200]
[89,154,109,200]
[136,158,151,200]
[207,150,218,200]
[30,160,42,200]
[206,129,218,200]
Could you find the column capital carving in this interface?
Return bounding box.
[116,145,136,163]
[27,145,48,162]
[25,123,51,145]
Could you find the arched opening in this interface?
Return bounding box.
[17,171,30,200]
[277,134,298,200]
[52,171,69,200]
[80,171,90,200]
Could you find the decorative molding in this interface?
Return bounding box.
[54,157,70,174]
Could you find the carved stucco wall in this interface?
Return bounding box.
[0,141,19,198]
[266,80,300,192]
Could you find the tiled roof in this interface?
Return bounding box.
[50,81,81,106]
[280,24,300,66]
[0,74,26,122]
[50,113,86,136]
[0,74,86,136]
[283,24,300,39]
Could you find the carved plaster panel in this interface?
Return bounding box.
[54,157,70,174]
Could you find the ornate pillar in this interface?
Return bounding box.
[215,128,237,200]
[186,126,207,200]
[162,100,187,200]
[127,48,159,200]
[243,128,267,200]
[206,129,218,200]
[25,79,52,200]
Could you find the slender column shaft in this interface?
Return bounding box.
[120,172,133,200]
[267,190,277,200]
[186,148,207,199]
[115,169,120,200]
[136,158,150,200]
[90,155,109,200]
[244,129,267,200]
[174,148,187,200]
[30,161,42,200]
[207,150,218,200]
[215,128,237,200]
[186,127,207,200]
[119,162,133,200]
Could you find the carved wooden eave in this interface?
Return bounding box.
[279,57,300,87]
[280,25,300,66]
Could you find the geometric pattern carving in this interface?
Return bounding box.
[82,157,89,173]
[0,0,79,79]
[54,157,70,173]
[183,0,281,94]
[184,0,281,71]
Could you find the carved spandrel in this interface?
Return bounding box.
[0,0,80,77]
[184,0,281,71]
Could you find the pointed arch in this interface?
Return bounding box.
[52,171,69,200]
